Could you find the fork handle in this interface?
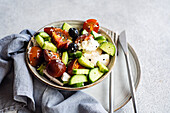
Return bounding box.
[109,71,114,113]
[125,53,138,113]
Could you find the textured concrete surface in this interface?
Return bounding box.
[0,0,170,113]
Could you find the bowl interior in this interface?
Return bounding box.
[26,20,117,91]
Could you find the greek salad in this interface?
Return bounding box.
[28,19,116,87]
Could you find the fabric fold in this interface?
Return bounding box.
[0,29,108,113]
[41,88,107,113]
[0,29,36,111]
[12,53,35,111]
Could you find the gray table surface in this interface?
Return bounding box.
[0,0,169,113]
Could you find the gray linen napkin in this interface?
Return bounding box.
[0,29,107,113]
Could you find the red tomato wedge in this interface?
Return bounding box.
[46,59,66,77]
[44,27,70,37]
[45,28,71,49]
[52,32,69,49]
[44,49,60,62]
[83,19,99,33]
[67,59,85,75]
[28,46,43,66]
[75,34,93,44]
[44,27,55,37]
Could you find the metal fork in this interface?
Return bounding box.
[109,31,119,113]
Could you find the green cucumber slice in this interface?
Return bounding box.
[89,68,103,83]
[97,40,106,44]
[72,69,90,74]
[42,41,57,52]
[62,23,72,31]
[95,36,106,40]
[96,61,109,73]
[39,32,50,38]
[63,81,69,84]
[73,82,84,87]
[74,51,82,58]
[91,30,101,39]
[69,51,82,58]
[43,37,51,42]
[35,35,44,48]
[37,63,46,76]
[95,36,107,43]
[81,29,88,35]
[99,42,116,56]
[78,56,94,68]
[69,74,88,85]
[62,51,68,65]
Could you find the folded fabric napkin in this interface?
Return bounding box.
[0,30,107,113]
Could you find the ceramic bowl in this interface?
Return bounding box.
[26,20,117,91]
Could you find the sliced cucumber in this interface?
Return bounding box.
[95,36,107,43]
[69,74,88,85]
[78,56,94,68]
[69,51,82,58]
[63,81,69,84]
[37,63,46,76]
[62,51,68,65]
[62,23,72,31]
[99,42,116,56]
[81,29,88,35]
[39,32,50,38]
[35,35,44,48]
[97,40,106,44]
[73,82,84,87]
[89,68,103,83]
[96,61,109,73]
[74,51,82,58]
[44,37,51,42]
[72,69,90,74]
[42,41,57,52]
[91,30,101,39]
[95,36,106,40]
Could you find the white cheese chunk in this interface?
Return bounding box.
[61,72,71,82]
[78,37,99,52]
[83,48,102,57]
[83,53,110,66]
[98,54,110,66]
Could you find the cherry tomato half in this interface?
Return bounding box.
[75,34,93,44]
[51,28,71,49]
[46,59,66,77]
[67,59,85,75]
[83,19,99,33]
[28,46,43,67]
[44,27,69,37]
[44,49,60,62]
[44,27,55,37]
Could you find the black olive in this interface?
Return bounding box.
[34,32,40,37]
[79,28,83,36]
[68,43,78,53]
[69,28,79,41]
